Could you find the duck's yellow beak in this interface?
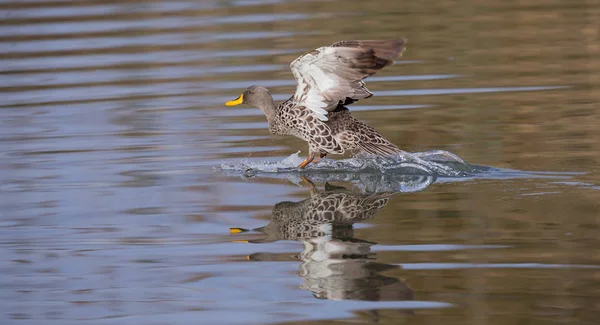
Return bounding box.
[230,227,248,234]
[225,94,244,106]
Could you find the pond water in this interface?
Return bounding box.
[1,0,599,324]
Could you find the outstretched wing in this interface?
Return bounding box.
[290,39,407,121]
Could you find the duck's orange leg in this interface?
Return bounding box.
[297,152,315,169]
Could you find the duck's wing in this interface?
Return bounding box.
[290,39,407,121]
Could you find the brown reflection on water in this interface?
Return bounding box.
[232,178,414,302]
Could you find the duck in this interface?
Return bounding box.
[225,39,407,169]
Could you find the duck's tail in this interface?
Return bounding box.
[329,108,403,157]
[358,137,403,156]
[349,117,403,156]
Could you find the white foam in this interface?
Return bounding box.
[217,150,581,193]
[220,150,470,177]
[220,151,306,173]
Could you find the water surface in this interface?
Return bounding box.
[1,0,600,324]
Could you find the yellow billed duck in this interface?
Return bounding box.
[225,39,407,169]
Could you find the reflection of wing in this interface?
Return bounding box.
[290,39,407,121]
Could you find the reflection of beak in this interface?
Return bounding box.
[225,94,244,106]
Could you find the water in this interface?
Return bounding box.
[1,0,600,324]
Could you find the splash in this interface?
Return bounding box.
[220,150,480,178]
[218,150,586,194]
[218,149,583,193]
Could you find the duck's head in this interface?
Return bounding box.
[225,85,273,108]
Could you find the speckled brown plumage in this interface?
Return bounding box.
[269,102,402,157]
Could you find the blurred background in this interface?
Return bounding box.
[1,0,599,324]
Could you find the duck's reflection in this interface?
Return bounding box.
[231,176,420,302]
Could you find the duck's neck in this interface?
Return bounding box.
[258,98,277,123]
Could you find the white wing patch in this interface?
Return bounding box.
[291,47,331,121]
[291,47,371,122]
[290,40,405,122]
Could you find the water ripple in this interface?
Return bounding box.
[0,13,311,35]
